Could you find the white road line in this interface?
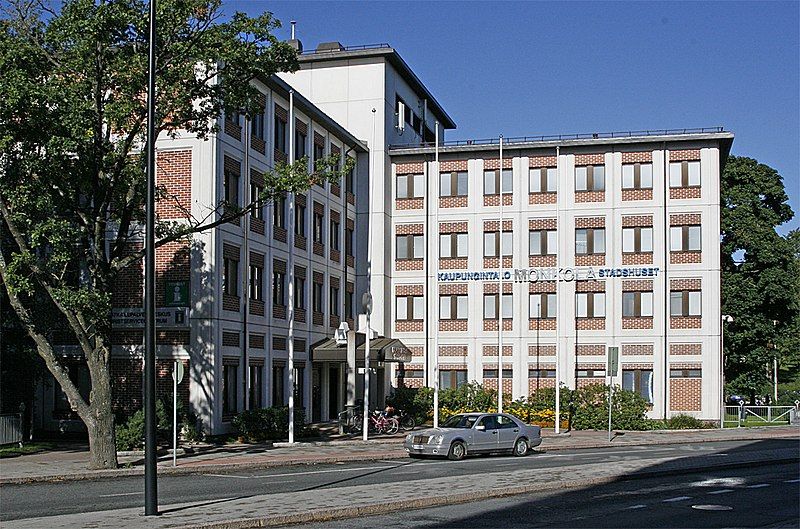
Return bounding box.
[626,504,647,509]
[707,489,734,495]
[746,484,770,489]
[663,496,692,503]
[99,492,141,498]
[205,473,250,479]
[784,479,800,483]
[250,465,396,479]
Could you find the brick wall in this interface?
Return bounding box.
[621,152,653,163]
[110,357,190,418]
[113,242,143,308]
[622,189,654,201]
[622,344,654,356]
[156,149,192,220]
[156,241,190,307]
[670,343,702,355]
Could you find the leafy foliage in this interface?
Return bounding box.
[115,399,170,451]
[232,406,309,442]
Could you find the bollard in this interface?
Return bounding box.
[738,401,744,427]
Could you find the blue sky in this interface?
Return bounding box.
[231,0,799,234]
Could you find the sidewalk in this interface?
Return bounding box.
[1,424,797,485]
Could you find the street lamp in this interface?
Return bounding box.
[720,315,733,428]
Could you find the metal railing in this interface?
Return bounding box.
[0,414,23,447]
[302,43,391,55]
[722,405,795,428]
[389,127,726,150]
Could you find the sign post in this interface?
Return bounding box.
[362,292,373,442]
[607,346,619,442]
[171,361,184,467]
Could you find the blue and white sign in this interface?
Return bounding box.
[437,267,660,283]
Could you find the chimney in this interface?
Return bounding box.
[288,20,303,53]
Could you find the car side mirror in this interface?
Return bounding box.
[475,425,485,431]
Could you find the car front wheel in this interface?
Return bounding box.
[448,441,467,461]
[513,438,529,457]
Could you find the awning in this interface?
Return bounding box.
[311,334,413,364]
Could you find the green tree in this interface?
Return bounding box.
[0,0,348,469]
[721,156,799,403]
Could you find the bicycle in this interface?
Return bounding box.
[393,409,416,431]
[352,410,399,435]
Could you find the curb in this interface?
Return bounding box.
[181,456,800,529]
[2,430,796,485]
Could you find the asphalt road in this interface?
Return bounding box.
[1,438,797,523]
[291,463,800,529]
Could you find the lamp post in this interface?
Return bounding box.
[720,314,733,428]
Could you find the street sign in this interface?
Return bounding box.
[362,292,373,315]
[607,346,619,377]
[112,307,188,328]
[172,361,184,385]
[165,281,189,307]
[334,322,350,346]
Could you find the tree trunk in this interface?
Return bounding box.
[85,351,118,470]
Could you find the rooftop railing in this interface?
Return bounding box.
[389,127,726,150]
[301,43,392,55]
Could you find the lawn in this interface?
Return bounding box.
[0,442,56,457]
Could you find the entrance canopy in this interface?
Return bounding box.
[311,334,413,364]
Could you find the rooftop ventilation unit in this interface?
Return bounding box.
[316,41,345,52]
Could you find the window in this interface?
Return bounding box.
[313,143,325,170]
[397,173,425,199]
[273,195,286,228]
[670,226,702,251]
[529,167,557,193]
[623,369,653,403]
[403,369,425,378]
[670,368,702,378]
[622,163,653,190]
[529,229,557,256]
[222,363,238,415]
[439,294,468,320]
[622,227,654,253]
[439,233,469,258]
[295,129,307,159]
[250,183,264,220]
[575,165,605,191]
[396,295,425,321]
[345,163,355,194]
[249,263,262,301]
[251,109,265,140]
[295,201,306,237]
[330,286,340,316]
[330,219,340,251]
[396,234,424,259]
[313,280,324,313]
[440,171,468,197]
[670,290,702,317]
[528,368,556,378]
[223,255,239,297]
[622,291,653,317]
[345,226,354,257]
[224,170,239,207]
[483,231,513,257]
[484,169,513,195]
[272,365,284,406]
[226,109,239,126]
[439,369,467,389]
[345,290,354,320]
[669,161,701,188]
[483,368,513,379]
[274,115,287,153]
[529,293,556,318]
[483,293,512,319]
[272,269,285,307]
[575,228,605,255]
[313,207,324,244]
[577,369,606,378]
[248,364,263,409]
[294,276,305,309]
[576,292,605,318]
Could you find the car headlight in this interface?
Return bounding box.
[405,434,413,442]
[430,435,444,445]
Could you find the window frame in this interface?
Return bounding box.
[223,256,239,297]
[670,290,702,317]
[529,293,557,319]
[622,291,654,318]
[396,295,425,321]
[483,169,513,195]
[272,269,286,307]
[312,280,324,314]
[330,218,341,251]
[669,160,701,188]
[313,207,325,245]
[483,231,513,258]
[274,115,287,153]
[622,369,654,403]
[396,234,424,260]
[622,226,654,254]
[439,294,469,320]
[575,292,606,318]
[575,228,606,255]
[249,263,263,301]
[621,163,653,190]
[294,202,306,237]
[670,225,702,252]
[440,171,469,197]
[529,167,558,193]
[529,229,557,256]
[575,164,605,192]
[397,173,425,199]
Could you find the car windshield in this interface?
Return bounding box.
[441,415,478,429]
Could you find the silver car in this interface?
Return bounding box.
[402,413,542,460]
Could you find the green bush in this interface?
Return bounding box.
[115,399,170,451]
[232,406,309,442]
[569,384,652,431]
[439,382,495,412]
[664,414,713,429]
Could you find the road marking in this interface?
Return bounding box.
[784,479,800,483]
[99,492,141,498]
[626,504,647,510]
[691,477,745,487]
[692,504,733,511]
[746,484,770,489]
[708,489,734,495]
[663,496,691,503]
[250,465,397,479]
[205,473,250,479]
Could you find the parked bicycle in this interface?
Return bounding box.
[392,409,416,431]
[352,410,399,435]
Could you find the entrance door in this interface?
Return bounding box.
[311,367,322,423]
[328,365,340,420]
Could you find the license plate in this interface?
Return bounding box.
[412,444,424,450]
